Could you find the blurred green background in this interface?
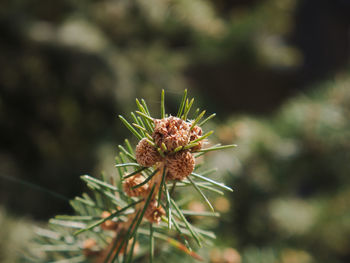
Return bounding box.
[1,0,350,262]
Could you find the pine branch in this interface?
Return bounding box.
[32,89,237,262]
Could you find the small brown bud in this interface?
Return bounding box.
[100,211,118,231]
[136,138,162,167]
[145,199,165,224]
[152,116,191,152]
[166,150,195,181]
[123,174,149,197]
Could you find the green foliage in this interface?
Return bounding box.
[215,75,350,263]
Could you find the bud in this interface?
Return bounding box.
[123,174,149,197]
[152,117,191,152]
[166,150,195,181]
[136,138,162,167]
[145,199,165,224]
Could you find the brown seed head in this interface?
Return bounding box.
[166,150,195,181]
[152,116,191,152]
[123,174,149,197]
[135,138,162,167]
[145,199,165,224]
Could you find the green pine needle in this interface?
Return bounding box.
[132,122,147,133]
[177,89,187,117]
[74,199,142,236]
[132,169,158,189]
[161,89,165,119]
[150,223,154,263]
[196,144,237,153]
[187,176,214,212]
[123,167,147,179]
[115,163,141,168]
[109,210,141,263]
[191,172,233,192]
[136,110,154,122]
[181,210,220,217]
[141,98,151,116]
[126,233,138,263]
[182,98,194,120]
[190,110,206,130]
[157,166,167,205]
[130,184,156,238]
[125,140,134,155]
[191,130,214,144]
[164,184,172,229]
[199,113,216,127]
[119,115,142,140]
[170,199,202,247]
[118,145,136,162]
[81,175,117,191]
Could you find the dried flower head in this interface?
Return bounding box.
[136,138,162,167]
[145,199,165,224]
[166,150,195,181]
[152,116,191,152]
[189,124,203,151]
[123,174,149,197]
